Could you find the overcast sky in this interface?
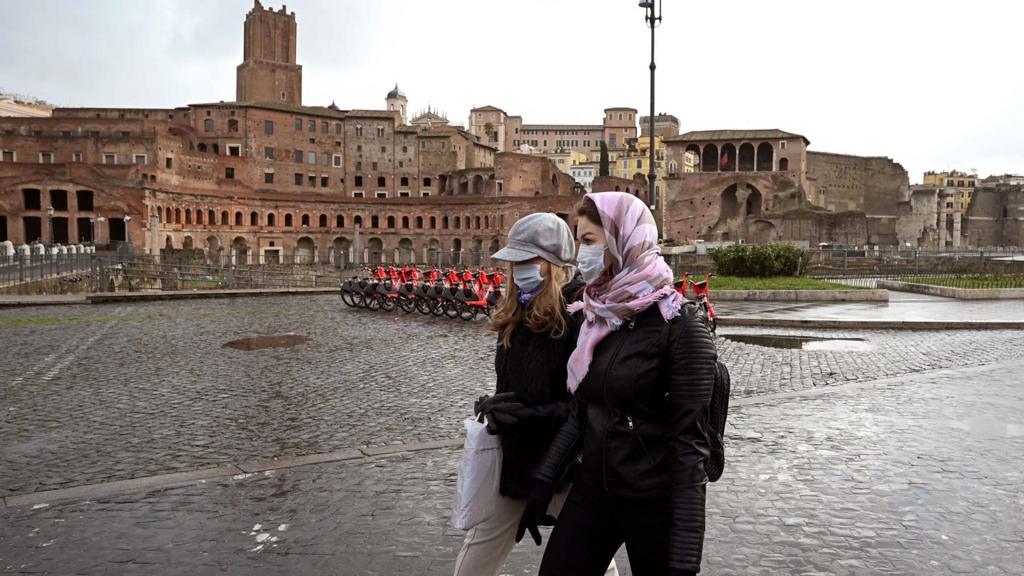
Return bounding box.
[2,0,1022,182]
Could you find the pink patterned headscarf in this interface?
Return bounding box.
[566,192,681,393]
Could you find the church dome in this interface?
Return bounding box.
[386,83,406,100]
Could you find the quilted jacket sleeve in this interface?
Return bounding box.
[532,396,584,486]
[667,303,716,572]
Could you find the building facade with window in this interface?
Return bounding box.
[0,1,578,263]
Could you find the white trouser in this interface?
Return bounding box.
[453,488,619,576]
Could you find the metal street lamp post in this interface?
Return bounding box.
[639,0,662,217]
[47,205,54,246]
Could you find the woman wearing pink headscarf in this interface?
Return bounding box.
[519,192,717,576]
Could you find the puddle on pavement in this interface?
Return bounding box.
[722,334,873,352]
[223,334,311,351]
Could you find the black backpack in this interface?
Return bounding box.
[662,304,730,483]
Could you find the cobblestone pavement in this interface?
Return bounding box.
[3,295,1024,497]
[1,358,1021,575]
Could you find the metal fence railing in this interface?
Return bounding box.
[662,247,1024,289]
[0,253,109,288]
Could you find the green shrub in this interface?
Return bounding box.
[709,243,809,277]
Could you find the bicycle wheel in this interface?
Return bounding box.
[416,299,432,315]
[431,299,446,316]
[443,300,460,319]
[398,296,416,313]
[459,303,478,321]
[381,296,397,312]
[366,295,381,311]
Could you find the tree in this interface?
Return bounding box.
[599,141,609,177]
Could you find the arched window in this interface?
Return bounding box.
[197,143,207,153]
[756,143,774,171]
[165,207,172,223]
[174,208,181,224]
[234,211,243,226]
[301,214,310,227]
[336,215,344,228]
[430,216,437,229]
[701,144,720,172]
[185,209,192,225]
[220,211,228,225]
[464,216,471,229]
[454,217,461,230]
[475,216,481,229]
[268,213,276,227]
[387,215,396,228]
[208,210,215,225]
[285,213,293,227]
[415,216,423,229]
[371,215,380,229]
[402,216,410,229]
[738,143,755,172]
[443,216,449,229]
[195,210,204,225]
[319,214,328,228]
[250,211,258,226]
[354,215,363,227]
[779,157,790,171]
[212,143,219,155]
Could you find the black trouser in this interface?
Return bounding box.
[538,478,675,576]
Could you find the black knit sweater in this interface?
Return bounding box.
[492,279,582,499]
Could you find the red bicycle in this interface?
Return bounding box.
[674,272,718,333]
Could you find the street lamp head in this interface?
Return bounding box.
[638,0,653,7]
[123,214,132,223]
[47,206,54,217]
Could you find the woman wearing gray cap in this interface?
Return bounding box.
[453,212,617,576]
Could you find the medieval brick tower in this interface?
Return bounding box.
[236,1,302,105]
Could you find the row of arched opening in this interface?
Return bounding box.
[685,143,789,173]
[151,206,507,232]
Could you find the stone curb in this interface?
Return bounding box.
[3,465,245,508]
[87,287,339,304]
[0,288,341,307]
[0,439,467,510]
[717,316,1024,330]
[711,289,888,302]
[877,280,1024,300]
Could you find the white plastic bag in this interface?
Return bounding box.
[451,417,502,530]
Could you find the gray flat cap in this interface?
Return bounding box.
[491,212,575,266]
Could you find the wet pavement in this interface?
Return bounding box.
[1,294,1023,574]
[3,296,1024,498]
[717,290,1024,323]
[1,358,1020,575]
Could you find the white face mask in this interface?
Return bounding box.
[512,263,545,294]
[576,244,608,284]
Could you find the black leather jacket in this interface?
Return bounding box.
[534,301,716,572]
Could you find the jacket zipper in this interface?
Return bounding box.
[601,317,634,491]
[627,415,655,466]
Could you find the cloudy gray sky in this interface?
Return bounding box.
[2,0,1021,182]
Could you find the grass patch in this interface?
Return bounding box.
[893,275,1024,289]
[684,276,868,291]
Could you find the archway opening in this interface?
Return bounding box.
[756,143,774,171]
[738,143,755,172]
[720,185,741,219]
[701,143,719,172]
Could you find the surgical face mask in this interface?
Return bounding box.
[512,263,545,294]
[577,244,608,284]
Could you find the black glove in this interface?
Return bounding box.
[515,481,556,545]
[485,399,526,434]
[474,392,517,420]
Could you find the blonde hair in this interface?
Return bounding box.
[490,264,568,348]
